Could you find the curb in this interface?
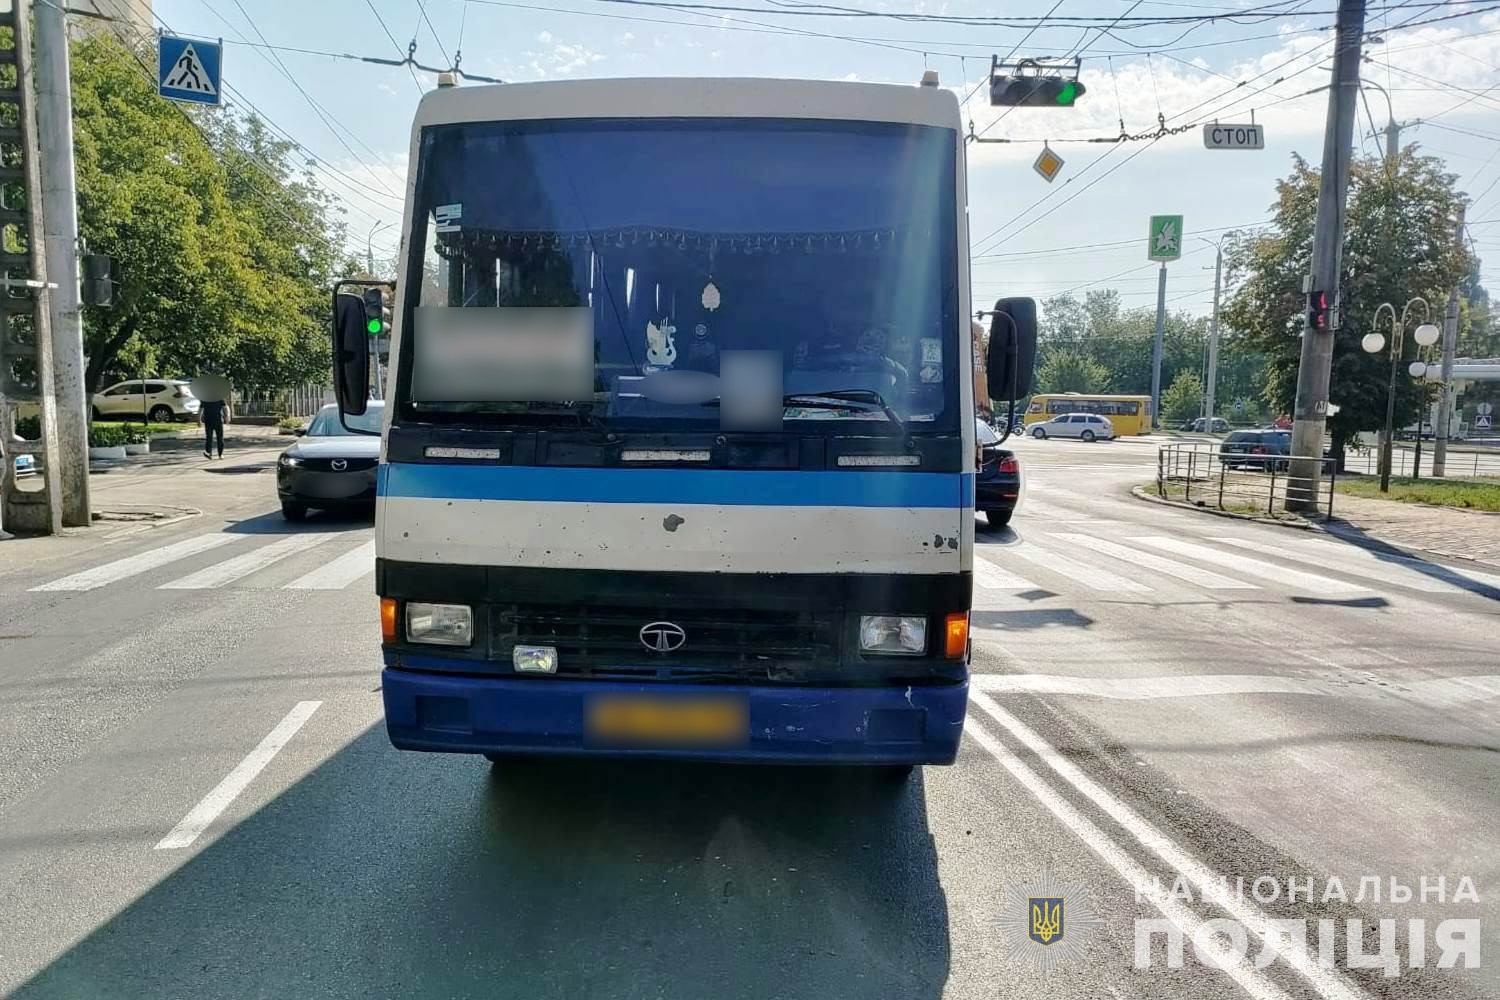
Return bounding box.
[1129,485,1321,531]
[1130,485,1500,571]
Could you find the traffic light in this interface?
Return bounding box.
[989,56,1086,108]
[81,254,116,306]
[362,287,386,337]
[1306,289,1330,332]
[990,75,1086,107]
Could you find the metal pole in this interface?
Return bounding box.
[33,0,90,527]
[1206,245,1222,428]
[1288,0,1366,510]
[1434,207,1464,476]
[1381,321,1399,492]
[1412,374,1423,480]
[1150,263,1166,429]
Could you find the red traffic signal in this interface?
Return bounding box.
[1307,290,1330,331]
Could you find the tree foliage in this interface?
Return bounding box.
[71,34,344,393]
[1036,349,1109,394]
[1161,371,1204,424]
[1221,150,1475,452]
[1036,289,1229,408]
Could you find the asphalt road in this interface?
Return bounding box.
[0,434,1496,1000]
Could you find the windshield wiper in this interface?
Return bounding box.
[783,389,910,445]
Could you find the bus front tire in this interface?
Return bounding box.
[1032,427,1047,439]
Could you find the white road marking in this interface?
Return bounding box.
[154,701,322,850]
[1007,542,1153,593]
[282,540,377,590]
[29,533,241,592]
[158,532,341,589]
[1051,533,1260,590]
[963,719,1297,1000]
[969,693,1370,1000]
[1132,536,1368,594]
[1210,537,1464,594]
[972,553,1036,590]
[971,672,1500,707]
[1212,536,1500,593]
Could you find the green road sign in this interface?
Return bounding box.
[1148,215,1183,262]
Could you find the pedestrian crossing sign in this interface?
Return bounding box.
[1148,214,1183,261]
[158,35,222,107]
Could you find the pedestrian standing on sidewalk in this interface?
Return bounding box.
[198,395,231,459]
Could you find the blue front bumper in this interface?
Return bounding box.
[382,668,968,765]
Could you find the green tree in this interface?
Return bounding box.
[71,34,343,394]
[1036,349,1109,394]
[1222,149,1475,459]
[1161,371,1204,424]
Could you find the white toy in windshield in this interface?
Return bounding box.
[646,318,677,369]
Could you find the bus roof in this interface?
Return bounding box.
[412,78,962,132]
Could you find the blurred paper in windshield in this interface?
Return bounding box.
[411,306,593,402]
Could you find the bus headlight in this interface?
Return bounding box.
[406,602,473,646]
[859,615,927,655]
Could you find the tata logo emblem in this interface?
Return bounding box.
[330,459,348,471]
[639,621,686,653]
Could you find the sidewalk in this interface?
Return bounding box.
[1326,493,1500,569]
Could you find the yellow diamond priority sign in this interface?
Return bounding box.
[1032,146,1065,183]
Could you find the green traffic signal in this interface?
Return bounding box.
[1056,81,1078,106]
[366,318,382,335]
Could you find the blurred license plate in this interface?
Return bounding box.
[587,696,747,745]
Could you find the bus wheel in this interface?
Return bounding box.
[1032,427,1047,439]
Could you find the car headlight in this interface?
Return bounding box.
[278,454,301,468]
[406,602,473,646]
[859,615,927,656]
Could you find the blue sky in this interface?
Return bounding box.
[152,0,1500,319]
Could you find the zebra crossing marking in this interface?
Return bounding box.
[283,540,377,590]
[158,532,342,590]
[973,553,1036,590]
[1050,533,1260,590]
[1212,536,1500,595]
[1007,542,1153,593]
[1132,536,1368,594]
[29,533,242,592]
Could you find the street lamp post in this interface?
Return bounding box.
[1408,356,1434,480]
[1361,298,1439,492]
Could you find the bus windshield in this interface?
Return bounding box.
[397,117,959,433]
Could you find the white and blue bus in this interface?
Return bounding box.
[332,76,1036,773]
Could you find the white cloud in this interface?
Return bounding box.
[615,31,635,46]
[536,30,553,43]
[842,72,859,82]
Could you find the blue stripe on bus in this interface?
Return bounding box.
[378,463,973,509]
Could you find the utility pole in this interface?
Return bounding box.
[1287,0,1366,511]
[1433,206,1464,477]
[33,0,90,526]
[1206,244,1222,426]
[1150,263,1166,429]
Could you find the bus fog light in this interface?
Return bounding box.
[513,645,558,673]
[859,615,927,655]
[406,602,472,646]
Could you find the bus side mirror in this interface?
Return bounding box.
[986,297,1037,402]
[333,289,371,417]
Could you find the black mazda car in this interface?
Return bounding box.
[276,402,383,520]
[975,417,1021,529]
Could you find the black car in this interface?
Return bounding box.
[976,417,1021,529]
[277,403,383,520]
[1219,428,1291,471]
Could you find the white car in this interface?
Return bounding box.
[91,379,201,422]
[1030,412,1115,442]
